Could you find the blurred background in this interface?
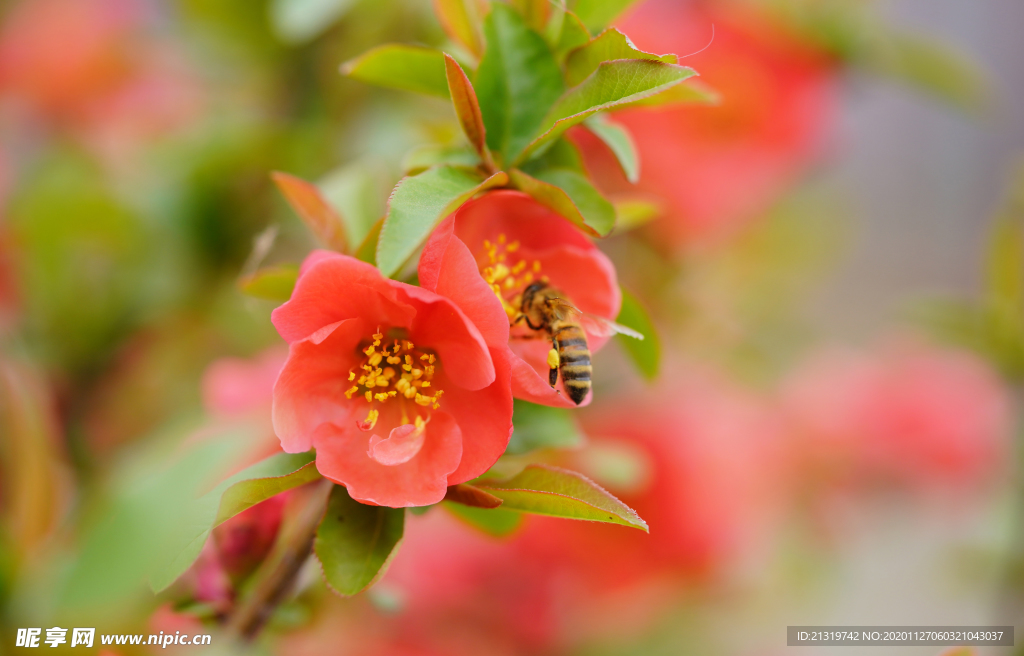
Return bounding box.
[0,0,1022,654]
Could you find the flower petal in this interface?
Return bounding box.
[313,411,463,507]
[273,318,366,452]
[272,252,415,344]
[453,190,596,254]
[443,346,514,484]
[509,348,592,409]
[398,283,496,391]
[368,422,427,466]
[419,216,510,349]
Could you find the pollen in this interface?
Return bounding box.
[347,330,443,425]
[479,233,545,322]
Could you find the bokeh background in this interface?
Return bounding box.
[1,0,1023,654]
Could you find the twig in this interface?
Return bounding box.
[225,478,334,642]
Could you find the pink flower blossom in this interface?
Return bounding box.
[272,252,513,507]
[781,340,1011,495]
[419,190,620,408]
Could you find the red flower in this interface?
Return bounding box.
[418,190,621,408]
[579,0,838,248]
[271,252,513,507]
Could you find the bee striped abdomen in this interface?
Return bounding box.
[554,325,591,405]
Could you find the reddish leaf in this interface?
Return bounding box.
[271,172,349,253]
[444,483,504,509]
[444,54,496,171]
[433,0,485,57]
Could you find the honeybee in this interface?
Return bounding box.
[514,281,643,405]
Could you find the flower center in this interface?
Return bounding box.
[344,330,443,431]
[479,234,546,321]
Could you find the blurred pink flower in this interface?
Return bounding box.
[580,0,839,249]
[0,0,203,163]
[574,362,790,578]
[781,340,1011,496]
[202,348,288,418]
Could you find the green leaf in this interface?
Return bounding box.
[149,451,319,593]
[521,137,584,174]
[552,11,590,62]
[571,0,640,33]
[510,0,551,31]
[215,458,321,525]
[270,0,356,44]
[273,171,350,253]
[443,502,523,537]
[564,28,677,87]
[516,60,697,164]
[474,464,647,531]
[509,167,615,237]
[585,115,639,183]
[355,218,383,265]
[59,427,249,616]
[616,287,660,380]
[341,45,450,98]
[314,485,404,596]
[402,144,481,175]
[476,3,565,162]
[618,79,720,109]
[613,197,661,232]
[238,264,299,302]
[506,399,584,455]
[378,166,508,278]
[432,0,485,56]
[444,53,495,169]
[986,216,1024,310]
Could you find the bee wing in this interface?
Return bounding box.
[546,298,645,340]
[579,313,645,340]
[545,297,583,320]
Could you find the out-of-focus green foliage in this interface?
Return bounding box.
[443,502,524,537]
[240,265,300,302]
[762,0,990,113]
[616,287,660,380]
[506,400,585,455]
[921,164,1024,380]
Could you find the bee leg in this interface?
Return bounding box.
[514,313,544,331]
[509,333,549,341]
[547,344,560,388]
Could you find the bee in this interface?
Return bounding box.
[514,281,643,405]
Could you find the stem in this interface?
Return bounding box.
[225,478,334,643]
